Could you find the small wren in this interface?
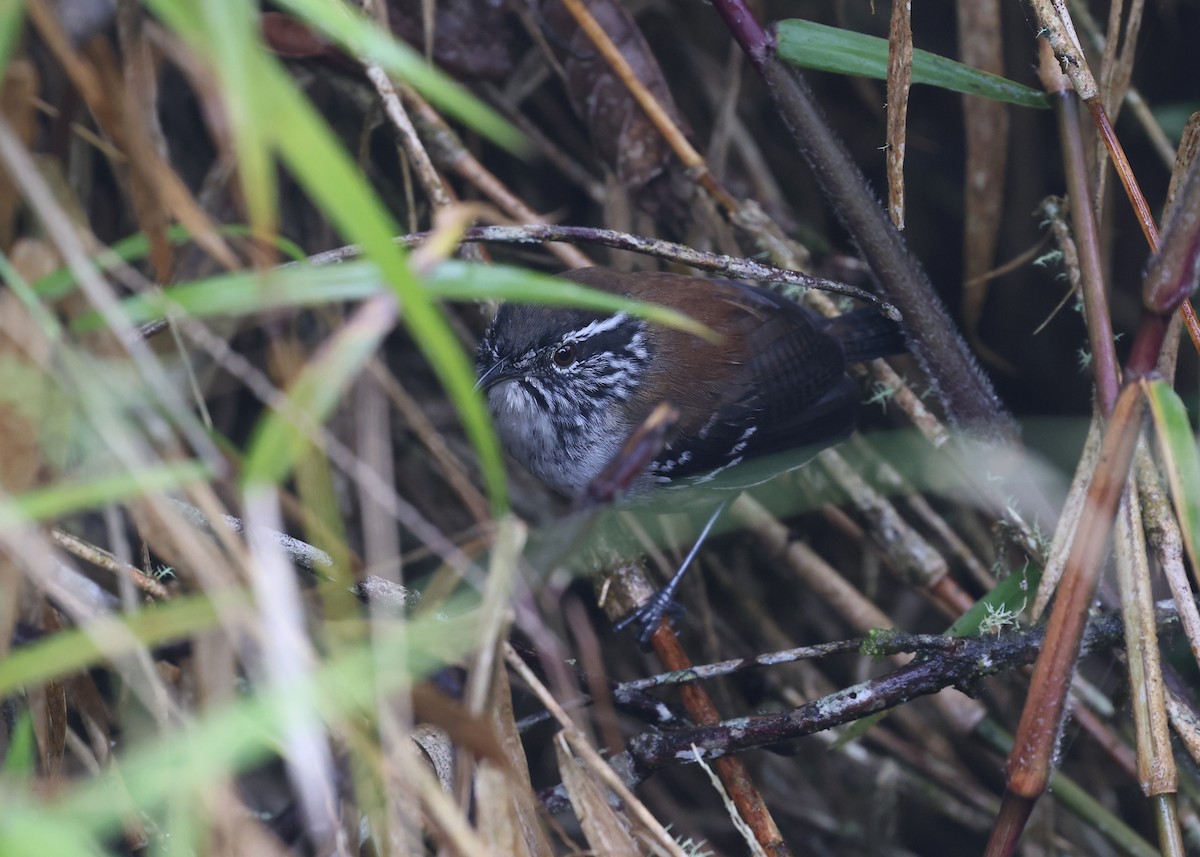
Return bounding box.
[476,267,905,640]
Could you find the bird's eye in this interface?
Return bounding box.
[552,343,577,367]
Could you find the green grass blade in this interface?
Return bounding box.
[198,0,279,237]
[0,808,105,857]
[946,562,1041,637]
[137,0,281,240]
[87,260,714,339]
[2,712,36,779]
[776,20,1049,109]
[130,0,507,509]
[33,225,307,301]
[268,103,504,509]
[1145,379,1200,580]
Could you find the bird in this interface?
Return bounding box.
[476,267,906,643]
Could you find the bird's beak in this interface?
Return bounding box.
[475,357,519,393]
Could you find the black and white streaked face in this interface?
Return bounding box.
[477,305,651,495]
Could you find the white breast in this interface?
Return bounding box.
[487,380,631,495]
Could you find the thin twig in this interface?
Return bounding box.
[619,639,864,692]
[362,63,452,211]
[304,224,898,315]
[537,599,1188,814]
[50,529,170,599]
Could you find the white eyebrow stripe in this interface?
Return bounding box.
[565,312,628,342]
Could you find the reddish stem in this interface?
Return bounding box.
[1086,99,1160,249]
[1053,91,1121,413]
[1006,383,1146,802]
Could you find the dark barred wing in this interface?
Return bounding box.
[649,281,865,491]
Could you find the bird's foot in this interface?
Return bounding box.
[613,592,686,649]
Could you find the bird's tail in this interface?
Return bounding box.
[823,309,908,364]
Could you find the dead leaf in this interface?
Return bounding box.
[555,733,640,856]
[539,0,689,203]
[29,603,69,778]
[411,682,507,768]
[473,663,554,857]
[28,681,68,779]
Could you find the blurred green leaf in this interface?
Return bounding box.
[122,0,281,263]
[1153,102,1200,147]
[0,354,75,464]
[0,592,234,697]
[776,20,1050,109]
[0,807,104,857]
[2,712,36,779]
[0,1,25,77]
[0,250,64,345]
[33,225,307,301]
[243,295,397,486]
[1,461,212,526]
[202,0,279,237]
[22,607,478,843]
[274,0,523,152]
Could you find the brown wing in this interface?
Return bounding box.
[559,269,860,487]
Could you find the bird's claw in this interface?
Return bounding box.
[614,591,686,649]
